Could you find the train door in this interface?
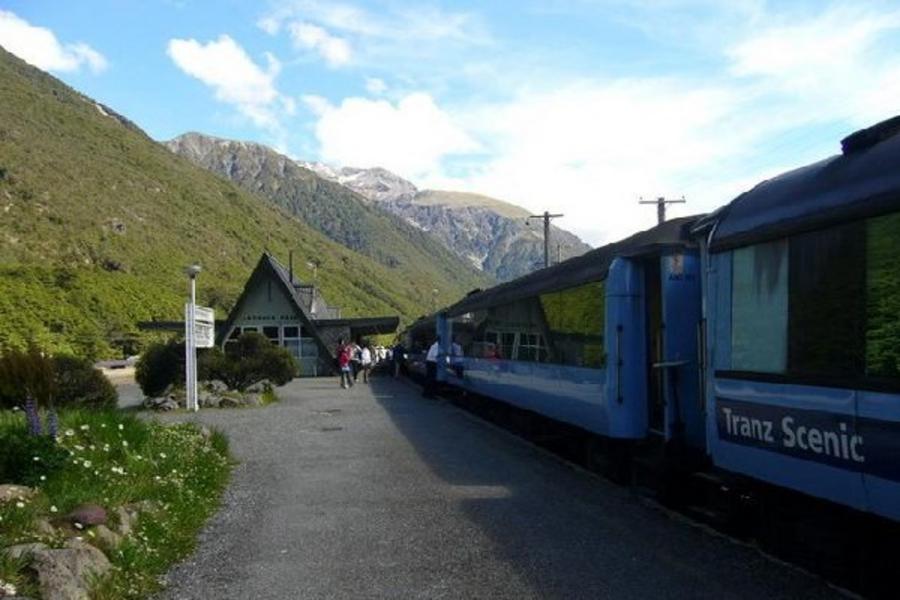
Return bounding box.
[644,258,665,436]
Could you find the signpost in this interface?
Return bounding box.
[184,264,214,412]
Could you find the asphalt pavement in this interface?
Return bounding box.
[152,375,845,600]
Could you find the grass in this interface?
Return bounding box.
[0,408,232,599]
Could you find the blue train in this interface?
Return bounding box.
[402,116,900,589]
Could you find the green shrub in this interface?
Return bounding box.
[0,346,55,409]
[53,355,117,409]
[0,424,69,486]
[135,339,184,397]
[0,348,116,409]
[203,332,296,391]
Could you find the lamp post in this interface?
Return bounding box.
[184,264,202,412]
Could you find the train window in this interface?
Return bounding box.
[540,281,605,368]
[731,240,788,373]
[866,212,900,379]
[788,222,865,377]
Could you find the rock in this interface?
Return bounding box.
[113,506,134,537]
[3,542,48,560]
[198,390,220,408]
[67,504,106,527]
[203,379,228,393]
[157,399,178,412]
[91,525,121,549]
[34,518,57,537]
[219,396,242,408]
[32,539,111,600]
[245,379,272,394]
[243,393,262,407]
[0,484,36,503]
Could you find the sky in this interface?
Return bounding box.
[2,0,900,247]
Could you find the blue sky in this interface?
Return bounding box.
[2,0,900,245]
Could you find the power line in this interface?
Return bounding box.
[526,211,564,269]
[638,196,686,224]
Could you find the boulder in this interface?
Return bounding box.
[157,399,178,412]
[3,542,48,560]
[198,391,220,408]
[202,379,228,394]
[243,393,262,407]
[91,525,121,549]
[113,506,134,537]
[219,396,242,408]
[0,484,36,503]
[32,539,111,600]
[34,518,57,537]
[245,379,272,394]
[67,504,106,527]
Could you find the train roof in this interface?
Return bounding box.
[705,115,900,251]
[444,216,698,317]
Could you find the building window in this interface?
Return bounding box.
[283,326,300,339]
[731,240,788,373]
[263,326,280,345]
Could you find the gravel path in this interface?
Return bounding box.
[153,376,843,599]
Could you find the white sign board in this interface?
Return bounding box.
[191,305,215,348]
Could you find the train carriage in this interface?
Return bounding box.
[435,217,707,456]
[696,116,900,522]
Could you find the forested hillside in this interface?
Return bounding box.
[0,46,470,358]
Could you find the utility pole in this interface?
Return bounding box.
[527,211,564,268]
[639,196,686,224]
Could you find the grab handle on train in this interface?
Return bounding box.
[616,324,623,404]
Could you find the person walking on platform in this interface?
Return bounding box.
[423,336,441,398]
[360,345,373,383]
[350,341,362,382]
[337,339,353,389]
[392,341,406,378]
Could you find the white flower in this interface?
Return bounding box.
[101,423,107,428]
[74,522,84,530]
[1,581,18,595]
[80,424,89,431]
[118,424,124,430]
[50,505,58,513]
[15,501,25,508]
[122,440,128,447]
[83,460,92,468]
[40,475,46,481]
[65,429,75,437]
[33,456,40,462]
[159,452,167,459]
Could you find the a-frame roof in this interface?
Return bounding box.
[217,253,332,357]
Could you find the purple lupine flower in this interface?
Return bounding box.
[25,397,42,436]
[46,410,59,439]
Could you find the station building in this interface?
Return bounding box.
[217,253,400,376]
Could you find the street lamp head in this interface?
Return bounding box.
[185,264,202,278]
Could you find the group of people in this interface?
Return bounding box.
[335,339,393,388]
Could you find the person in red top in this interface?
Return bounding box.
[337,338,353,389]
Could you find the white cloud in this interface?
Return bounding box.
[0,10,107,73]
[288,22,351,67]
[167,35,288,131]
[308,93,479,178]
[365,77,387,95]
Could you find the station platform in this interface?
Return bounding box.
[156,376,843,599]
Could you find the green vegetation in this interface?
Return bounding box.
[0,409,232,599]
[866,212,900,377]
[0,47,482,358]
[0,346,117,410]
[540,281,606,367]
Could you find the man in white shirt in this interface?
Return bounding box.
[423,336,441,398]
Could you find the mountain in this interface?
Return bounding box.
[302,164,592,280]
[165,133,492,296]
[0,45,475,358]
